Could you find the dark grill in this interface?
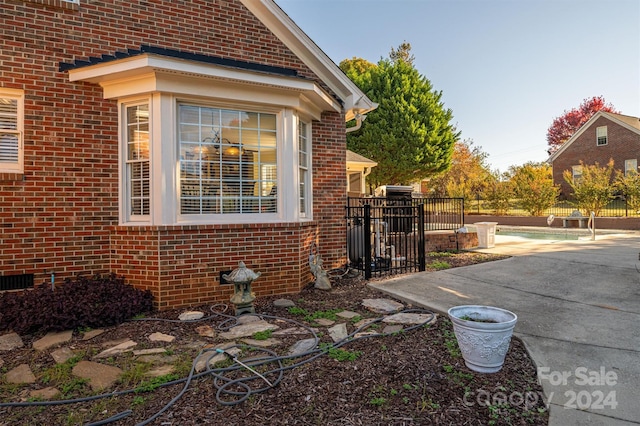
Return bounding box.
[0,273,34,291]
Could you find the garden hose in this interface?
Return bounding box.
[0,305,435,426]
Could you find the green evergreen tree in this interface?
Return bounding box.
[340,44,459,188]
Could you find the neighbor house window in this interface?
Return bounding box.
[625,159,637,176]
[0,89,24,173]
[178,105,277,214]
[596,126,608,146]
[572,165,583,183]
[298,121,310,216]
[125,103,150,218]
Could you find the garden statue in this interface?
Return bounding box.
[309,244,331,290]
[223,261,261,315]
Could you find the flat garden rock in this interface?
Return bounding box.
[240,338,281,347]
[148,332,175,343]
[315,318,335,326]
[32,330,73,351]
[328,323,348,343]
[0,332,24,351]
[287,338,316,356]
[51,347,75,364]
[72,361,123,391]
[272,327,310,336]
[82,329,104,340]
[273,298,296,308]
[94,339,137,359]
[382,312,436,325]
[5,363,36,384]
[336,310,360,319]
[146,365,175,378]
[30,387,60,400]
[195,344,240,373]
[362,298,404,314]
[218,320,279,340]
[195,325,216,338]
[133,348,167,356]
[178,311,204,321]
[382,325,403,334]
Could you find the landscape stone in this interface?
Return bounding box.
[137,354,178,364]
[336,310,360,319]
[287,338,316,356]
[272,327,311,336]
[236,314,261,324]
[82,329,105,340]
[354,331,380,339]
[133,348,167,356]
[101,337,131,347]
[178,311,204,321]
[315,318,335,326]
[5,363,36,384]
[382,325,404,334]
[94,340,137,359]
[273,298,296,308]
[30,387,60,400]
[362,298,404,314]
[146,365,175,378]
[195,343,240,372]
[218,320,279,340]
[328,323,348,343]
[0,332,24,351]
[72,360,123,391]
[0,358,4,368]
[240,338,281,347]
[195,325,216,338]
[353,318,379,329]
[382,312,436,325]
[148,332,175,343]
[51,347,75,364]
[32,330,73,351]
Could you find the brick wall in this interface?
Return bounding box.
[552,116,640,198]
[0,0,347,308]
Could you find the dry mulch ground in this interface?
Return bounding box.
[0,251,548,425]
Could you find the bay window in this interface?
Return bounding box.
[124,103,150,219]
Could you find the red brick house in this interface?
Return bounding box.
[548,111,640,198]
[0,0,376,308]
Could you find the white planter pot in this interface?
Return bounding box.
[447,305,518,373]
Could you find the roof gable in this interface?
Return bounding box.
[240,0,377,121]
[547,111,640,163]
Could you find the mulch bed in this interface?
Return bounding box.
[0,251,548,425]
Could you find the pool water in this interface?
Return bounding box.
[496,230,582,240]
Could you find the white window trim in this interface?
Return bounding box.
[625,159,637,176]
[297,117,312,219]
[0,88,24,174]
[596,126,608,146]
[119,97,152,224]
[118,94,312,226]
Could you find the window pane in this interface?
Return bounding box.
[0,133,18,162]
[0,98,18,129]
[126,103,150,217]
[179,105,277,215]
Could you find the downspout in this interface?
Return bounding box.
[345,113,366,134]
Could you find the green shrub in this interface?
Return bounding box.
[0,274,154,335]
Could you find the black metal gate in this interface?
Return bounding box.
[345,202,425,279]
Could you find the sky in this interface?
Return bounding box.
[277,0,640,173]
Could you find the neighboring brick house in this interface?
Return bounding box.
[0,0,376,308]
[548,111,640,199]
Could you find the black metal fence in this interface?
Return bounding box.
[345,197,465,279]
[469,197,639,217]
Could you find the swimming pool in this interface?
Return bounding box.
[495,230,582,240]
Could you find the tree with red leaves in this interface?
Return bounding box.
[546,96,618,155]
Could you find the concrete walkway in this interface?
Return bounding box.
[370,230,640,426]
